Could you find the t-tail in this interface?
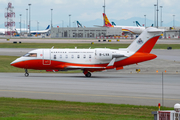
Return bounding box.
[127,27,163,53]
[103,13,114,27]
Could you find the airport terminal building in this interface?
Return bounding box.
[51,27,122,38]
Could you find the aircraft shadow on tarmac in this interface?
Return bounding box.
[17,73,141,79]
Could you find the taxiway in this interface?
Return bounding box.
[0,72,179,107]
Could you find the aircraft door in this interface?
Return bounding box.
[43,49,51,65]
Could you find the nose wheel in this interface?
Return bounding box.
[25,69,29,77]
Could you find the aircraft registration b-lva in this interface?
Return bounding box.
[11,27,163,77]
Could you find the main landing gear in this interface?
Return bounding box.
[25,69,29,77]
[83,70,91,77]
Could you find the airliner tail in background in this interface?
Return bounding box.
[103,13,145,34]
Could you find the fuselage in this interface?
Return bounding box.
[115,26,145,34]
[11,48,156,72]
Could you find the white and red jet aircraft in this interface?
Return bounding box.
[11,27,163,77]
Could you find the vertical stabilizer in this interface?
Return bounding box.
[77,21,82,27]
[103,13,114,27]
[46,25,50,30]
[135,21,141,27]
[127,27,163,53]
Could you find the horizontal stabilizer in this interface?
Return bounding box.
[147,28,164,33]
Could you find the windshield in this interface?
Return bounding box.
[23,53,37,57]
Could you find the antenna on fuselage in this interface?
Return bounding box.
[51,46,54,49]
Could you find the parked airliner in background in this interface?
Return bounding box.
[0,25,50,35]
[11,27,163,77]
[0,28,6,35]
[103,13,145,34]
[30,25,50,35]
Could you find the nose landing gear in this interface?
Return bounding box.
[25,69,29,77]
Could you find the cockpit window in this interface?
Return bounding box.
[23,53,37,57]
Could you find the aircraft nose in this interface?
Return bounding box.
[10,58,22,68]
[10,60,17,67]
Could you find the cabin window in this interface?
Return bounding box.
[83,55,86,58]
[77,55,80,58]
[71,55,74,58]
[23,53,37,57]
[54,55,56,59]
[89,55,91,58]
[66,55,68,58]
[60,55,62,58]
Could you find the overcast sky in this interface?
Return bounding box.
[0,0,179,28]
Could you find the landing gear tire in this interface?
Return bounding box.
[85,72,91,77]
[24,69,29,77]
[25,73,29,77]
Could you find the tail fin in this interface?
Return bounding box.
[135,21,141,27]
[111,22,116,26]
[46,25,50,30]
[127,27,163,53]
[103,13,114,27]
[77,21,82,27]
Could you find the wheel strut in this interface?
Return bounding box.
[24,69,29,77]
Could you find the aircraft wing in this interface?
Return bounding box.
[66,66,105,69]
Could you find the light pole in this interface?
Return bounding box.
[103,0,105,26]
[160,6,163,27]
[26,9,28,33]
[69,14,71,27]
[28,4,31,35]
[173,15,175,28]
[51,9,53,28]
[157,0,159,28]
[144,15,146,28]
[37,21,39,31]
[61,20,64,27]
[20,14,22,35]
[154,4,157,27]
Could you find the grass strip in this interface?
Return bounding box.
[0,97,173,120]
[0,43,179,49]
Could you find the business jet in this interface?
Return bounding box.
[103,13,145,34]
[11,27,163,77]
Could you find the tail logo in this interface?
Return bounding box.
[137,38,143,44]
